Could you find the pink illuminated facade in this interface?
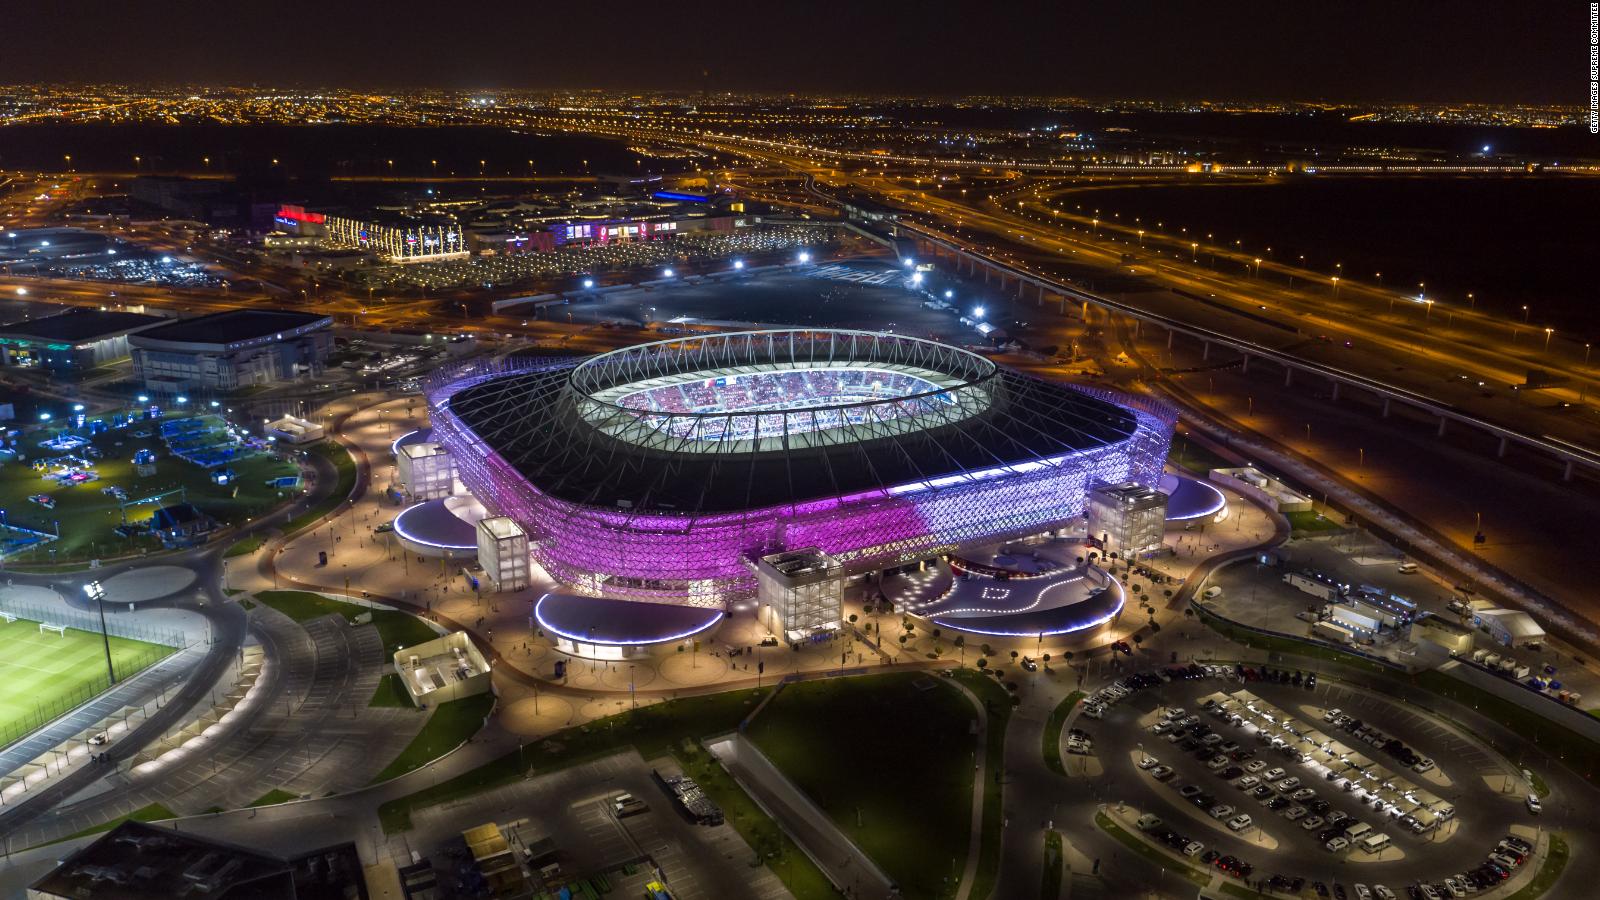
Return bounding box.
[426,331,1176,607]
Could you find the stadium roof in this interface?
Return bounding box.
[445,331,1142,514]
[0,308,163,342]
[131,309,329,345]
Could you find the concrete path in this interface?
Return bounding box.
[707,734,895,900]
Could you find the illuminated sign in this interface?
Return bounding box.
[276,205,326,225]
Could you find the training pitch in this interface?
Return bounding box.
[0,616,177,745]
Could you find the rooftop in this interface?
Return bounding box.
[30,821,292,900]
[0,308,164,342]
[132,309,329,345]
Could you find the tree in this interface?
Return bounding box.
[1150,621,1162,633]
[931,628,942,640]
[976,657,988,669]
[1062,651,1074,663]
[981,644,995,657]
[1009,650,1020,661]
[1042,653,1052,664]
[954,634,966,664]
[848,613,858,626]
[1133,634,1144,649]
[1184,608,1195,620]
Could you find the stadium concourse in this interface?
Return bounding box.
[234,384,1280,743]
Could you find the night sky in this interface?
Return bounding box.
[5,1,1583,104]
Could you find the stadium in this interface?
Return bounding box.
[423,329,1176,643]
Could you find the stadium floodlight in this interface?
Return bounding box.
[82,581,118,685]
[662,268,675,278]
[797,251,811,263]
[911,272,924,284]
[14,287,25,296]
[137,395,149,403]
[902,258,916,268]
[107,249,116,256]
[210,401,220,408]
[582,278,594,289]
[974,305,987,319]
[38,412,51,422]
[161,255,173,264]
[733,259,745,270]
[72,403,85,412]
[176,395,188,404]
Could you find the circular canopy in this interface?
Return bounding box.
[535,592,724,646]
[1160,473,1228,521]
[394,497,479,555]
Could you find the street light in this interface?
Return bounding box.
[82,582,119,686]
[581,278,594,290]
[1544,328,1554,351]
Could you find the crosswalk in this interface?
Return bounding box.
[807,264,902,286]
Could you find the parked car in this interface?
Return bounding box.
[1227,814,1253,831]
[1325,837,1350,852]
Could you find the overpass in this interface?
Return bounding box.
[895,221,1600,483]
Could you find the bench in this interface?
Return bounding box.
[39,623,67,636]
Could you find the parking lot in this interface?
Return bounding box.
[1076,663,1543,897]
[405,750,791,900]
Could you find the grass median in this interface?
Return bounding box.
[280,442,357,537]
[1041,830,1064,900]
[1093,809,1211,888]
[1043,690,1085,776]
[253,589,437,652]
[1503,833,1569,900]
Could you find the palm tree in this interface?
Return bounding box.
[954,634,966,665]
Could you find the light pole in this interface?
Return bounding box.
[1543,328,1553,352]
[82,582,118,686]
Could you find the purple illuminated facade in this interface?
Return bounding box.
[426,331,1176,608]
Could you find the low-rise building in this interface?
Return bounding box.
[0,308,165,375]
[1473,608,1545,648]
[129,309,332,395]
[1087,481,1168,558]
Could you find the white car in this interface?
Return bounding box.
[1276,777,1301,791]
[1283,806,1307,821]
[1354,885,1373,900]
[1325,836,1349,852]
[1412,757,1435,774]
[1233,776,1259,790]
[1263,767,1285,781]
[1183,841,1205,857]
[1300,815,1325,830]
[1226,814,1253,831]
[1209,804,1235,820]
[1137,756,1160,770]
[1163,707,1186,720]
[1082,705,1105,720]
[1207,755,1230,770]
[1526,794,1542,814]
[1151,766,1175,781]
[1323,708,1343,722]
[1245,760,1268,773]
[1291,788,1316,801]
[1374,887,1397,900]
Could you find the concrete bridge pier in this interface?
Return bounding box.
[1497,436,1509,458]
[1283,367,1293,387]
[1330,381,1341,401]
[1167,329,1176,349]
[1240,354,1250,373]
[1202,341,1211,361]
[1437,417,1448,437]
[1381,397,1392,418]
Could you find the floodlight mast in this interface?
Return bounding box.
[82,581,117,685]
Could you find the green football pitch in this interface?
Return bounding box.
[0,617,177,746]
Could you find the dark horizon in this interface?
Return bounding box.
[4,1,1585,106]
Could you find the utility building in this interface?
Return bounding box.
[1088,481,1168,559]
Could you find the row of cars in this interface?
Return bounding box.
[1322,707,1434,774]
[1081,663,1232,719]
[1132,812,1253,881]
[1410,833,1534,898]
[1188,699,1399,855]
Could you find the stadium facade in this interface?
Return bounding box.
[426,330,1176,607]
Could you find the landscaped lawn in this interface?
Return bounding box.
[280,442,357,537]
[369,673,416,708]
[0,421,300,564]
[253,590,438,652]
[248,788,300,807]
[369,692,495,784]
[747,672,978,900]
[951,669,1012,900]
[378,688,771,833]
[1285,509,1345,533]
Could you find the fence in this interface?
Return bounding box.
[1190,598,1410,674]
[0,600,189,649]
